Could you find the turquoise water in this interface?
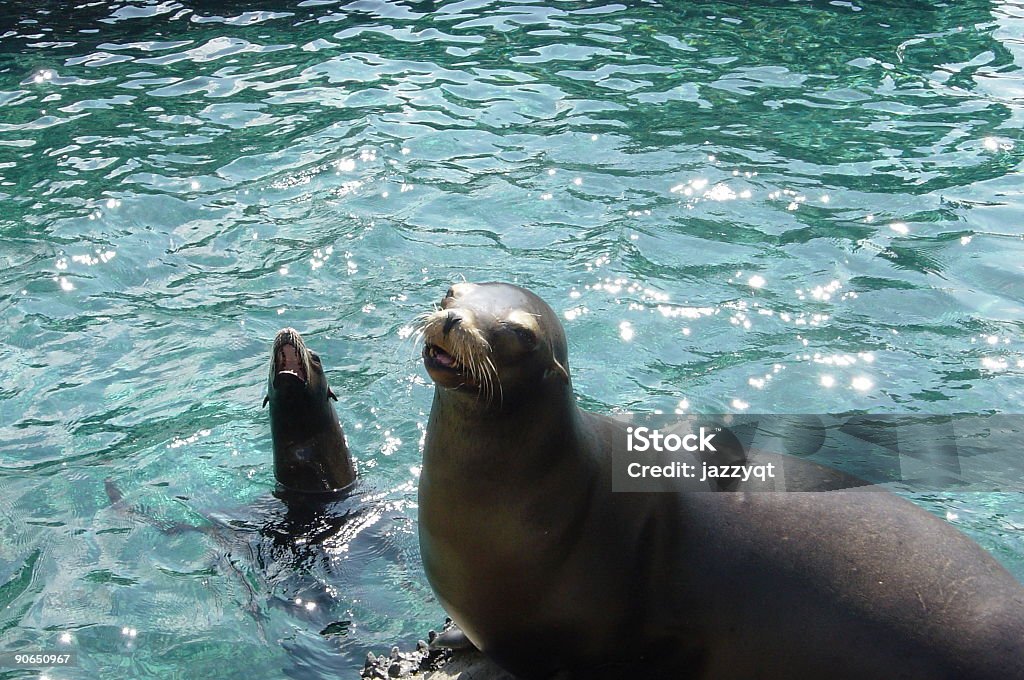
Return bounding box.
[1,0,1024,677]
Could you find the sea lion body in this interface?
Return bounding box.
[418,282,1024,680]
[265,328,356,494]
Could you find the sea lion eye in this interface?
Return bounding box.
[509,324,537,347]
[445,287,455,299]
[310,352,321,364]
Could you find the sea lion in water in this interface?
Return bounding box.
[264,328,356,494]
[417,282,1024,680]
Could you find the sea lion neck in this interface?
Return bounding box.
[269,393,354,494]
[427,378,583,478]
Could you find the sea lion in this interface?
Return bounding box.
[417,282,1024,680]
[264,328,356,494]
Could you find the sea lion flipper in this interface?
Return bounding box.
[328,387,338,401]
[429,626,474,651]
[262,395,269,408]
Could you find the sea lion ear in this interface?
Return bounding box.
[548,358,570,384]
[328,388,338,401]
[262,395,269,408]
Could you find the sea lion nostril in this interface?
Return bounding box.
[443,311,461,336]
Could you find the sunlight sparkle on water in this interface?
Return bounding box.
[851,376,874,391]
[981,357,1009,372]
[981,137,1014,152]
[813,353,859,367]
[797,280,842,302]
[657,305,714,320]
[705,183,737,201]
[670,177,708,196]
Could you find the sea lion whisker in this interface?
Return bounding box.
[475,355,492,405]
[475,357,492,405]
[483,355,503,408]
[412,311,439,338]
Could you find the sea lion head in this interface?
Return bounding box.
[419,282,570,407]
[264,328,337,409]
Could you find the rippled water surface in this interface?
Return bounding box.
[2,1,1024,677]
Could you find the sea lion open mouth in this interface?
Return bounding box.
[272,328,310,386]
[423,342,481,392]
[423,343,463,373]
[419,308,494,396]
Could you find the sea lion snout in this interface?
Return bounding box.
[271,327,311,386]
[421,301,499,398]
[443,311,462,336]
